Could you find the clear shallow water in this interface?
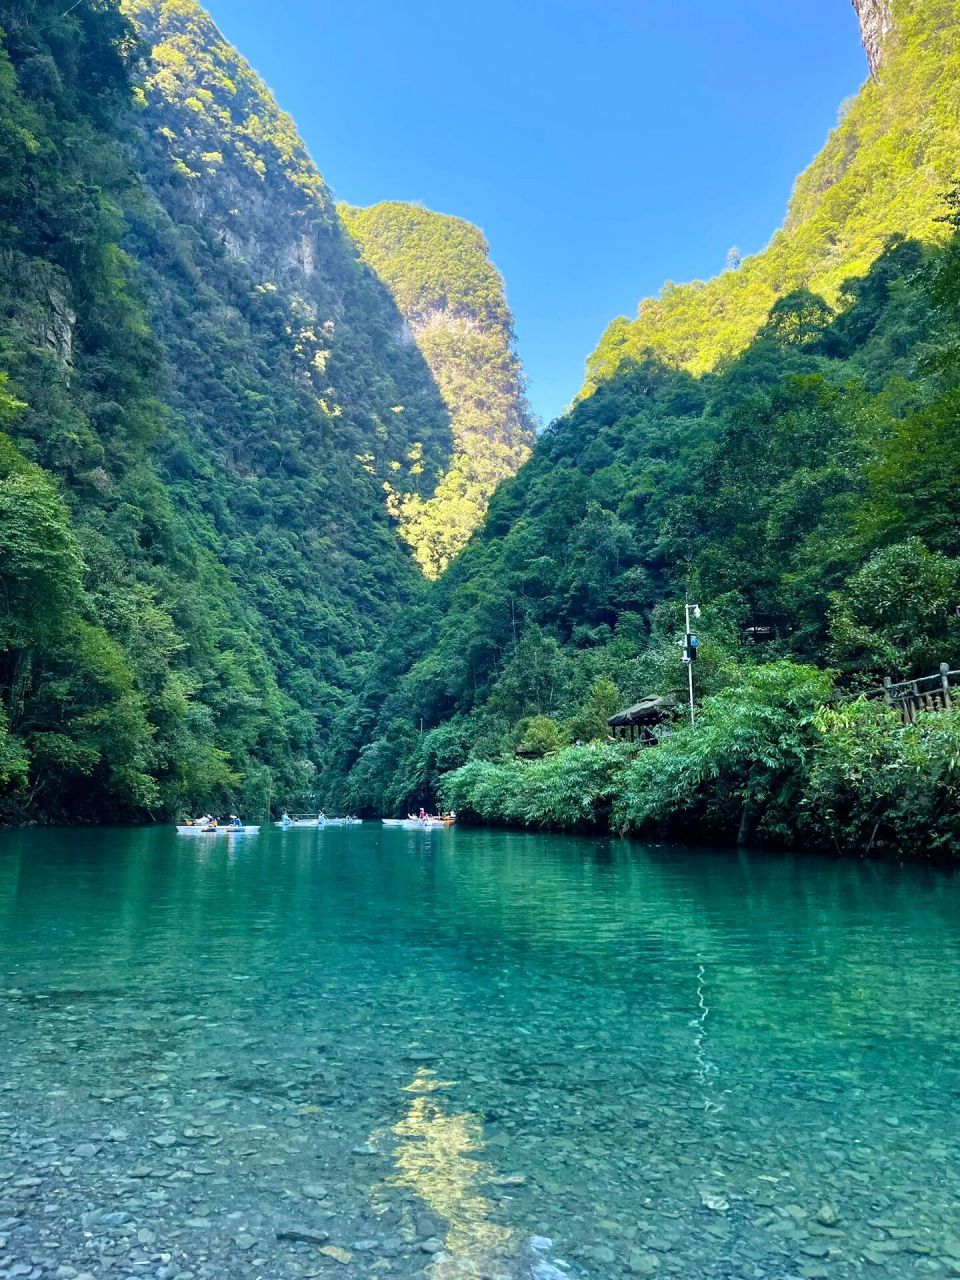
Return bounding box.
[2,827,960,1280]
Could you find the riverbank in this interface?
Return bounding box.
[441,662,960,858]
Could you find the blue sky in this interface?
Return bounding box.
[203,0,867,424]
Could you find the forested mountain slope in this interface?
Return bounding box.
[586,0,960,388]
[341,202,534,578]
[332,1,960,853]
[0,0,456,821]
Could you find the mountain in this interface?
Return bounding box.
[0,0,459,821]
[340,202,534,578]
[333,0,960,854]
[585,0,960,388]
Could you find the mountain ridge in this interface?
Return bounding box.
[340,201,534,578]
[328,0,960,844]
[584,0,957,391]
[0,0,537,820]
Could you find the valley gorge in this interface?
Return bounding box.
[0,0,959,856]
[5,7,960,1280]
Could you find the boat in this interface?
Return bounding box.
[277,815,364,828]
[382,817,447,831]
[176,824,260,835]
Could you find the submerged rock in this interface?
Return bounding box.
[275,1225,330,1245]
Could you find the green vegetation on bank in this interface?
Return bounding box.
[3,0,960,858]
[443,665,960,857]
[326,2,960,854]
[340,203,534,578]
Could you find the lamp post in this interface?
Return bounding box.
[683,601,702,727]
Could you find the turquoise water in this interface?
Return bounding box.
[2,825,960,1280]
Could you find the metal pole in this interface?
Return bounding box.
[688,659,695,727]
[686,602,695,727]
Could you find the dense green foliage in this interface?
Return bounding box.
[340,203,534,578]
[0,0,461,821]
[586,0,960,387]
[4,0,960,856]
[330,223,960,852]
[442,665,960,857]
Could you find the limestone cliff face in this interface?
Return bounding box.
[852,0,894,76]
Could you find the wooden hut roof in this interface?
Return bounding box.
[607,694,678,728]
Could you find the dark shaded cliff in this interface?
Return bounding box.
[0,0,456,819]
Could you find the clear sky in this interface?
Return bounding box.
[202,0,867,424]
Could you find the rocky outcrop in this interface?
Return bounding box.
[1,255,76,366]
[852,0,894,77]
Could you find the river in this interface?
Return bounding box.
[1,824,959,1279]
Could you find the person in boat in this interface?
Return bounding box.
[230,814,243,829]
[418,807,427,821]
[281,812,292,826]
[208,815,218,830]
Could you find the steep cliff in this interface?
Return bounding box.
[0,0,456,820]
[340,202,534,578]
[853,0,894,76]
[121,0,451,494]
[586,0,955,388]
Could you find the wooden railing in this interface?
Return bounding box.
[848,663,959,723]
[839,665,957,727]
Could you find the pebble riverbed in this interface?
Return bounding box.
[2,825,960,1280]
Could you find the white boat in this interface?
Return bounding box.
[176,824,260,835]
[277,815,363,829]
[382,818,446,831]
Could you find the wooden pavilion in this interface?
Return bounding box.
[607,694,678,745]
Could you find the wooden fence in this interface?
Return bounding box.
[856,663,958,724]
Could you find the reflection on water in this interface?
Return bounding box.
[1,824,960,1278]
[381,1068,514,1275]
[690,957,725,1114]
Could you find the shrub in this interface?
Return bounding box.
[802,700,960,856]
[612,661,834,843]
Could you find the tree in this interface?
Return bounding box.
[828,539,960,677]
[759,290,834,347]
[0,435,84,649]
